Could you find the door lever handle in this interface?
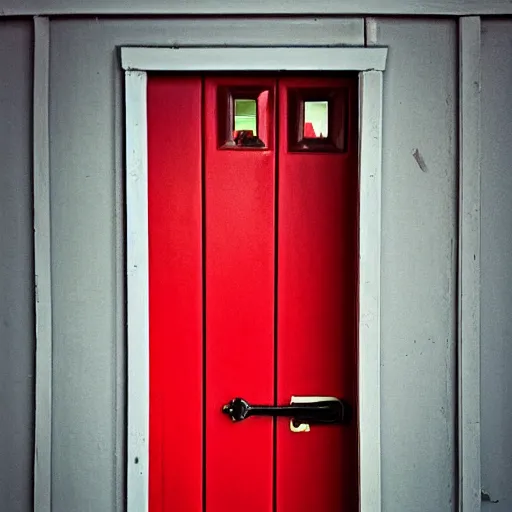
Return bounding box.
[222,397,350,425]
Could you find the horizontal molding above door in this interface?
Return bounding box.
[3,0,512,16]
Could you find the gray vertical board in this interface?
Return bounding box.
[49,21,122,512]
[33,16,52,512]
[374,19,458,512]
[481,19,512,512]
[49,17,364,512]
[0,21,35,512]
[459,16,482,512]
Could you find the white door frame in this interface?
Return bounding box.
[122,45,387,512]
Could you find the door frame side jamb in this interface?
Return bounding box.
[358,69,383,512]
[125,70,150,512]
[122,45,387,512]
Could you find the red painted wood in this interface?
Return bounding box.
[258,90,270,143]
[276,77,359,511]
[147,74,359,511]
[147,76,203,512]
[205,77,276,512]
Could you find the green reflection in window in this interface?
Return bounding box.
[234,99,257,135]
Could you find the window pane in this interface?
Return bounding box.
[234,99,257,135]
[304,101,328,138]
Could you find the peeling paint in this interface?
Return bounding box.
[412,148,428,173]
[482,490,499,503]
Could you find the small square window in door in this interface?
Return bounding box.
[217,86,273,149]
[234,99,257,134]
[304,101,329,138]
[288,87,348,152]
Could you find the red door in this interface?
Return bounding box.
[147,74,358,512]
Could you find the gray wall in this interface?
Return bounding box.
[4,14,512,512]
[48,17,458,512]
[375,18,458,512]
[0,21,35,512]
[481,18,512,511]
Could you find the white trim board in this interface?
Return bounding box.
[33,15,52,512]
[458,16,481,512]
[2,0,512,16]
[124,45,386,511]
[125,70,150,512]
[358,70,383,512]
[121,47,388,72]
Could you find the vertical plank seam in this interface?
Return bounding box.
[358,70,383,512]
[113,50,126,512]
[458,15,482,512]
[201,75,207,512]
[126,70,150,512]
[272,78,280,512]
[33,15,52,512]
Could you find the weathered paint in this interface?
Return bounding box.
[375,18,458,512]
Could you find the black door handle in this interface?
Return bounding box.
[222,397,350,425]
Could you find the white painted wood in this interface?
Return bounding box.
[1,0,512,16]
[359,70,383,512]
[89,18,366,47]
[359,32,382,512]
[121,46,388,72]
[125,70,149,512]
[459,15,481,512]
[33,16,52,512]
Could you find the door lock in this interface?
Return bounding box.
[221,396,351,428]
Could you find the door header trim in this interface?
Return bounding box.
[121,46,388,72]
